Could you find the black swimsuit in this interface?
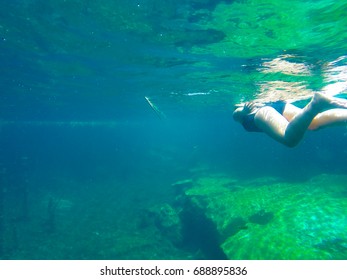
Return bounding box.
[241,101,287,132]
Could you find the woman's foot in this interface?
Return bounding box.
[310,92,347,112]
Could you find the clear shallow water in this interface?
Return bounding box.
[0,0,347,259]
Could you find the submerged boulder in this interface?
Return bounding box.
[177,173,347,259]
[144,203,183,246]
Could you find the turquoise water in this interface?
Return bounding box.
[0,0,347,259]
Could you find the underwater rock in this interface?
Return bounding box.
[145,203,183,245]
[171,179,193,195]
[179,196,227,260]
[41,196,74,234]
[172,179,193,187]
[220,217,248,240]
[177,173,347,259]
[315,238,347,260]
[248,210,274,225]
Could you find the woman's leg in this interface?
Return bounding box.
[254,92,347,147]
[308,109,347,130]
[253,107,290,144]
[282,102,347,130]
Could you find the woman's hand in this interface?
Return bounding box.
[243,102,257,114]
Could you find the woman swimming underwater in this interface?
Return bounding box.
[233,92,347,147]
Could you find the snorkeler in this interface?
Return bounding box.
[233,92,347,147]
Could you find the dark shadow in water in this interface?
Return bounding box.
[249,210,274,225]
[179,200,227,260]
[221,217,248,240]
[315,238,347,260]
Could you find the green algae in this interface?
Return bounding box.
[249,210,274,225]
[183,173,347,259]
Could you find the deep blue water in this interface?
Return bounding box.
[1,0,347,259]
